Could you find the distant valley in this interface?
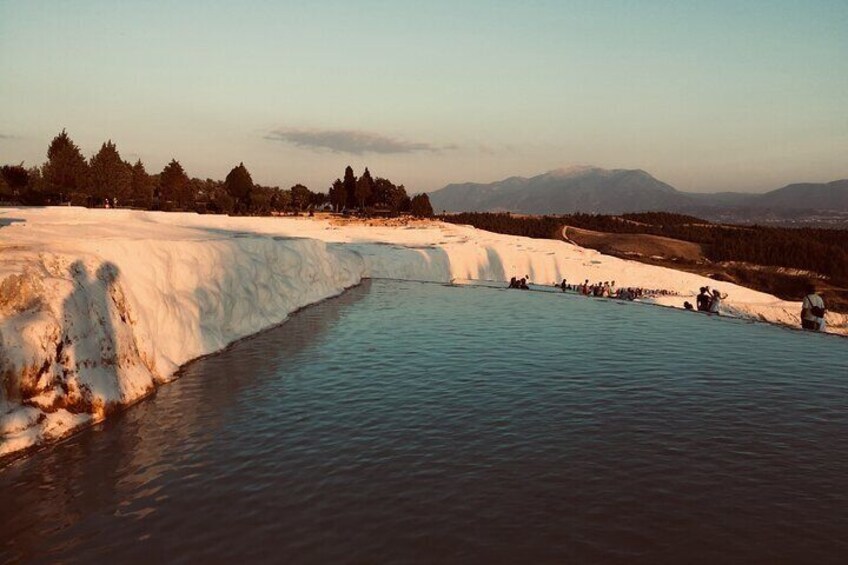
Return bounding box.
[429,167,848,227]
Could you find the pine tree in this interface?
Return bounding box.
[209,184,235,214]
[160,159,191,210]
[224,162,254,214]
[329,178,345,212]
[130,159,154,209]
[250,185,276,215]
[26,166,43,196]
[373,177,409,212]
[410,193,434,218]
[42,129,89,202]
[272,187,291,212]
[0,164,29,194]
[309,190,328,209]
[343,165,357,210]
[290,183,311,211]
[89,140,132,204]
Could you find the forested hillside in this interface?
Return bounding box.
[442,212,848,286]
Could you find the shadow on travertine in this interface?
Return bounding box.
[59,261,121,413]
[55,261,155,416]
[484,247,507,281]
[1,258,160,459]
[336,238,454,282]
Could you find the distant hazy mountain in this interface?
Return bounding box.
[755,180,848,211]
[430,167,848,218]
[430,166,692,215]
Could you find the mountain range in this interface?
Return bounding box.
[429,166,848,222]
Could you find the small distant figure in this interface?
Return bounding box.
[696,287,711,311]
[519,278,530,290]
[708,289,727,314]
[560,279,567,292]
[801,284,826,331]
[508,277,518,289]
[684,301,694,310]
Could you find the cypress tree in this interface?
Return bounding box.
[355,167,374,209]
[343,165,357,210]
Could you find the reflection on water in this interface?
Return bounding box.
[2,280,847,564]
[1,283,371,563]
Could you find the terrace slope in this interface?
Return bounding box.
[1,208,843,458]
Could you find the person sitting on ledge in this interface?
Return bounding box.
[519,278,530,290]
[508,277,518,289]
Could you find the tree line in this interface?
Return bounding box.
[0,130,433,217]
[441,212,848,284]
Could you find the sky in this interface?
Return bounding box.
[1,0,846,194]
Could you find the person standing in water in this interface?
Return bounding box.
[696,287,711,311]
[801,284,826,331]
[708,289,727,314]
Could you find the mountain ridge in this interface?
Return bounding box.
[430,167,848,217]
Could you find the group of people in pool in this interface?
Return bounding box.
[558,278,672,301]
[509,276,672,302]
[682,283,827,332]
[507,276,530,290]
[682,286,728,314]
[507,276,828,333]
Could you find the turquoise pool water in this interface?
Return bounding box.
[2,280,847,563]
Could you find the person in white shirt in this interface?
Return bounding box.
[708,289,727,314]
[801,285,826,331]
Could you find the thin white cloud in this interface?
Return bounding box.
[266,128,452,155]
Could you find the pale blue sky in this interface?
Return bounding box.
[1,0,846,193]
